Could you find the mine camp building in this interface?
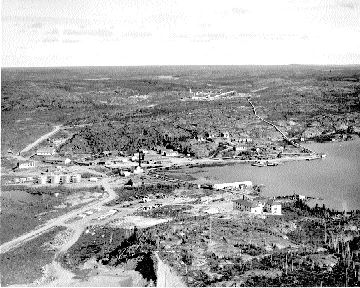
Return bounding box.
[235,145,249,152]
[16,160,36,169]
[265,200,282,215]
[221,131,230,139]
[51,138,67,147]
[43,157,71,165]
[160,149,179,157]
[233,197,282,215]
[213,181,252,190]
[233,199,262,214]
[36,147,56,156]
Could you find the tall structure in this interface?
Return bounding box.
[138,150,145,167]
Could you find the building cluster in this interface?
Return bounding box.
[13,176,35,184]
[16,160,36,169]
[48,137,68,147]
[11,173,81,185]
[233,198,282,215]
[199,181,253,191]
[188,89,245,101]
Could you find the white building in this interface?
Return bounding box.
[161,149,179,157]
[121,171,131,177]
[36,147,56,156]
[235,145,248,152]
[17,161,35,169]
[133,166,144,174]
[51,138,67,147]
[295,194,306,201]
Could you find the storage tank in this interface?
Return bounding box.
[38,175,48,185]
[51,174,61,184]
[71,174,81,183]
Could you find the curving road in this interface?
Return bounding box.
[0,178,119,255]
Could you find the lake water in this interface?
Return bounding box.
[196,140,360,211]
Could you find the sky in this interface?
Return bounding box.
[1,0,360,67]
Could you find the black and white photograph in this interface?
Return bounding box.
[1,0,360,286]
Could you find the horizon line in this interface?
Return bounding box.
[2,63,360,69]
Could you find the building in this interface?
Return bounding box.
[235,145,248,152]
[14,176,35,183]
[43,157,71,165]
[205,132,216,139]
[221,131,230,139]
[131,152,145,162]
[133,166,144,174]
[38,175,48,185]
[120,170,131,177]
[213,181,252,190]
[74,160,93,166]
[17,161,35,169]
[238,138,253,143]
[295,194,306,201]
[197,135,206,142]
[51,138,67,147]
[36,147,56,156]
[160,149,179,157]
[233,199,262,214]
[70,174,81,183]
[265,200,282,215]
[256,197,268,210]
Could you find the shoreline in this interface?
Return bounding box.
[182,139,360,212]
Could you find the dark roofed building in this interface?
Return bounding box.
[233,199,262,214]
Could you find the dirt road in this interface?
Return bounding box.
[19,125,62,156]
[0,177,120,255]
[155,252,186,287]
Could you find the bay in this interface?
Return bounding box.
[196,140,360,211]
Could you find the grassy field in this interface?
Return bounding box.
[0,185,103,244]
[0,226,65,287]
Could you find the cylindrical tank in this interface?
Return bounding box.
[65,174,71,183]
[71,174,81,183]
[38,175,48,185]
[52,174,61,184]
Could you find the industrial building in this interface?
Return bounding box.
[213,181,253,190]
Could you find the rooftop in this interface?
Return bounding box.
[37,147,56,152]
[267,200,281,206]
[233,199,260,208]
